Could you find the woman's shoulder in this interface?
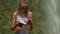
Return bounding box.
[12,10,18,16]
[28,11,32,15]
[27,11,32,17]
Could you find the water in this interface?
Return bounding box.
[40,0,60,34]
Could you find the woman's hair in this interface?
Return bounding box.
[18,0,29,17]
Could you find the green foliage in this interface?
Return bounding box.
[0,0,48,34]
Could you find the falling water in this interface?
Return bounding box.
[40,0,60,34]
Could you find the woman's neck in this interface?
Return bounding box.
[18,9,28,18]
[18,12,27,18]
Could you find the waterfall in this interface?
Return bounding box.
[40,0,60,34]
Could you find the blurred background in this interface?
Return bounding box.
[0,0,49,34]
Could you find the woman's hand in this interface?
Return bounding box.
[16,23,23,27]
[11,24,16,31]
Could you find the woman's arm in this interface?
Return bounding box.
[28,11,33,31]
[28,11,32,22]
[11,12,17,31]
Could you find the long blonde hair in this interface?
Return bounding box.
[18,0,29,17]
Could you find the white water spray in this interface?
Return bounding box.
[41,0,60,34]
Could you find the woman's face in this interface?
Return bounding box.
[21,3,28,9]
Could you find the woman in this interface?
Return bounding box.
[11,0,33,34]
